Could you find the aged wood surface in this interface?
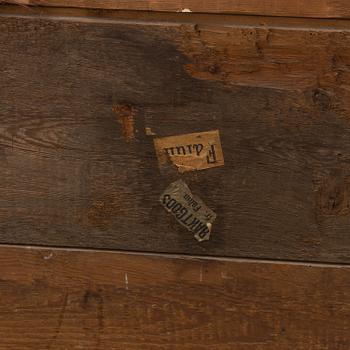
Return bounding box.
[3,0,350,19]
[2,9,350,262]
[0,245,349,349]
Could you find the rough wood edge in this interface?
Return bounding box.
[1,0,350,19]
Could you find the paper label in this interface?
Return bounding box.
[154,130,224,172]
[160,180,216,242]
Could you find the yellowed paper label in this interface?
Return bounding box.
[160,180,216,242]
[153,130,224,172]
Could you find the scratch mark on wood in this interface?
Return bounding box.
[226,307,237,312]
[44,252,54,260]
[221,271,233,280]
[96,290,104,350]
[124,273,129,290]
[47,291,68,350]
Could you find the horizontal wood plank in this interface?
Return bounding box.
[2,9,350,262]
[0,245,349,349]
[3,0,350,19]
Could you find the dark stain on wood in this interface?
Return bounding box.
[314,170,350,217]
[81,289,105,348]
[312,88,332,111]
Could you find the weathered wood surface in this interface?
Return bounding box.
[0,245,349,349]
[2,9,350,262]
[3,0,350,19]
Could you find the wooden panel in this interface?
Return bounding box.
[2,9,350,262]
[0,245,349,349]
[3,0,350,19]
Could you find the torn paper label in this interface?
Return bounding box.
[160,180,216,242]
[153,130,224,173]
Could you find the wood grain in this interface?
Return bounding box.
[3,0,350,19]
[0,245,349,349]
[2,9,350,262]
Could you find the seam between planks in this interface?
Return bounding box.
[2,243,350,269]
